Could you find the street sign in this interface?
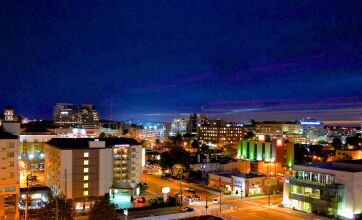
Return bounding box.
[124,209,128,216]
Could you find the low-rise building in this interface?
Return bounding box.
[191,160,250,177]
[283,160,362,219]
[237,139,294,171]
[335,149,362,160]
[208,172,275,197]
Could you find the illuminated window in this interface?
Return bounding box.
[84,175,88,181]
[84,168,89,173]
[84,152,89,158]
[83,191,88,196]
[84,160,89,165]
[84,183,88,188]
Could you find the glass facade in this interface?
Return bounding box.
[287,171,344,218]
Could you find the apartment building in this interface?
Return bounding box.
[0,107,20,220]
[44,138,142,210]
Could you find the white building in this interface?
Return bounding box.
[283,160,362,219]
[0,118,20,220]
[44,138,143,210]
[170,119,188,136]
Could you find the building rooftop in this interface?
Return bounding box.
[214,172,266,179]
[297,159,362,172]
[47,138,140,150]
[0,130,18,139]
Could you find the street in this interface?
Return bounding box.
[136,173,331,220]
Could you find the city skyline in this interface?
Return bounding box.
[1,1,361,124]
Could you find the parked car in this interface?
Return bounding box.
[213,198,218,204]
[149,198,156,204]
[181,207,194,212]
[184,196,193,202]
[192,194,200,200]
[136,196,145,203]
[184,187,195,193]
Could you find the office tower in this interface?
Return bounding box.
[78,104,100,129]
[198,122,244,146]
[53,103,78,128]
[170,119,188,136]
[53,103,100,129]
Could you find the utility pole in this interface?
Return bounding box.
[55,197,59,220]
[240,183,242,200]
[205,195,208,215]
[25,175,29,220]
[179,173,183,207]
[219,190,222,215]
[268,182,270,206]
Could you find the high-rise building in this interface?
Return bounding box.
[188,113,207,134]
[0,107,20,220]
[53,103,100,129]
[198,121,244,146]
[78,104,100,129]
[53,103,78,128]
[300,118,325,144]
[170,119,188,136]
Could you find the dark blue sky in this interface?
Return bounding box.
[1,1,361,124]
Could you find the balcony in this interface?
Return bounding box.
[289,177,344,190]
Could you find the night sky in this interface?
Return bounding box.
[1,1,361,124]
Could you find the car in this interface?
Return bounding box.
[136,196,145,203]
[181,207,194,212]
[184,187,195,193]
[174,192,181,197]
[192,194,200,200]
[184,196,193,202]
[212,198,218,204]
[149,198,156,204]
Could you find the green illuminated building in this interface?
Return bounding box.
[237,139,294,169]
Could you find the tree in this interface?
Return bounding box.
[89,197,118,220]
[38,195,72,220]
[99,132,106,138]
[244,131,255,140]
[159,146,191,170]
[191,140,200,149]
[160,150,173,170]
[200,144,210,154]
[346,135,362,148]
[223,145,237,157]
[332,137,342,150]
